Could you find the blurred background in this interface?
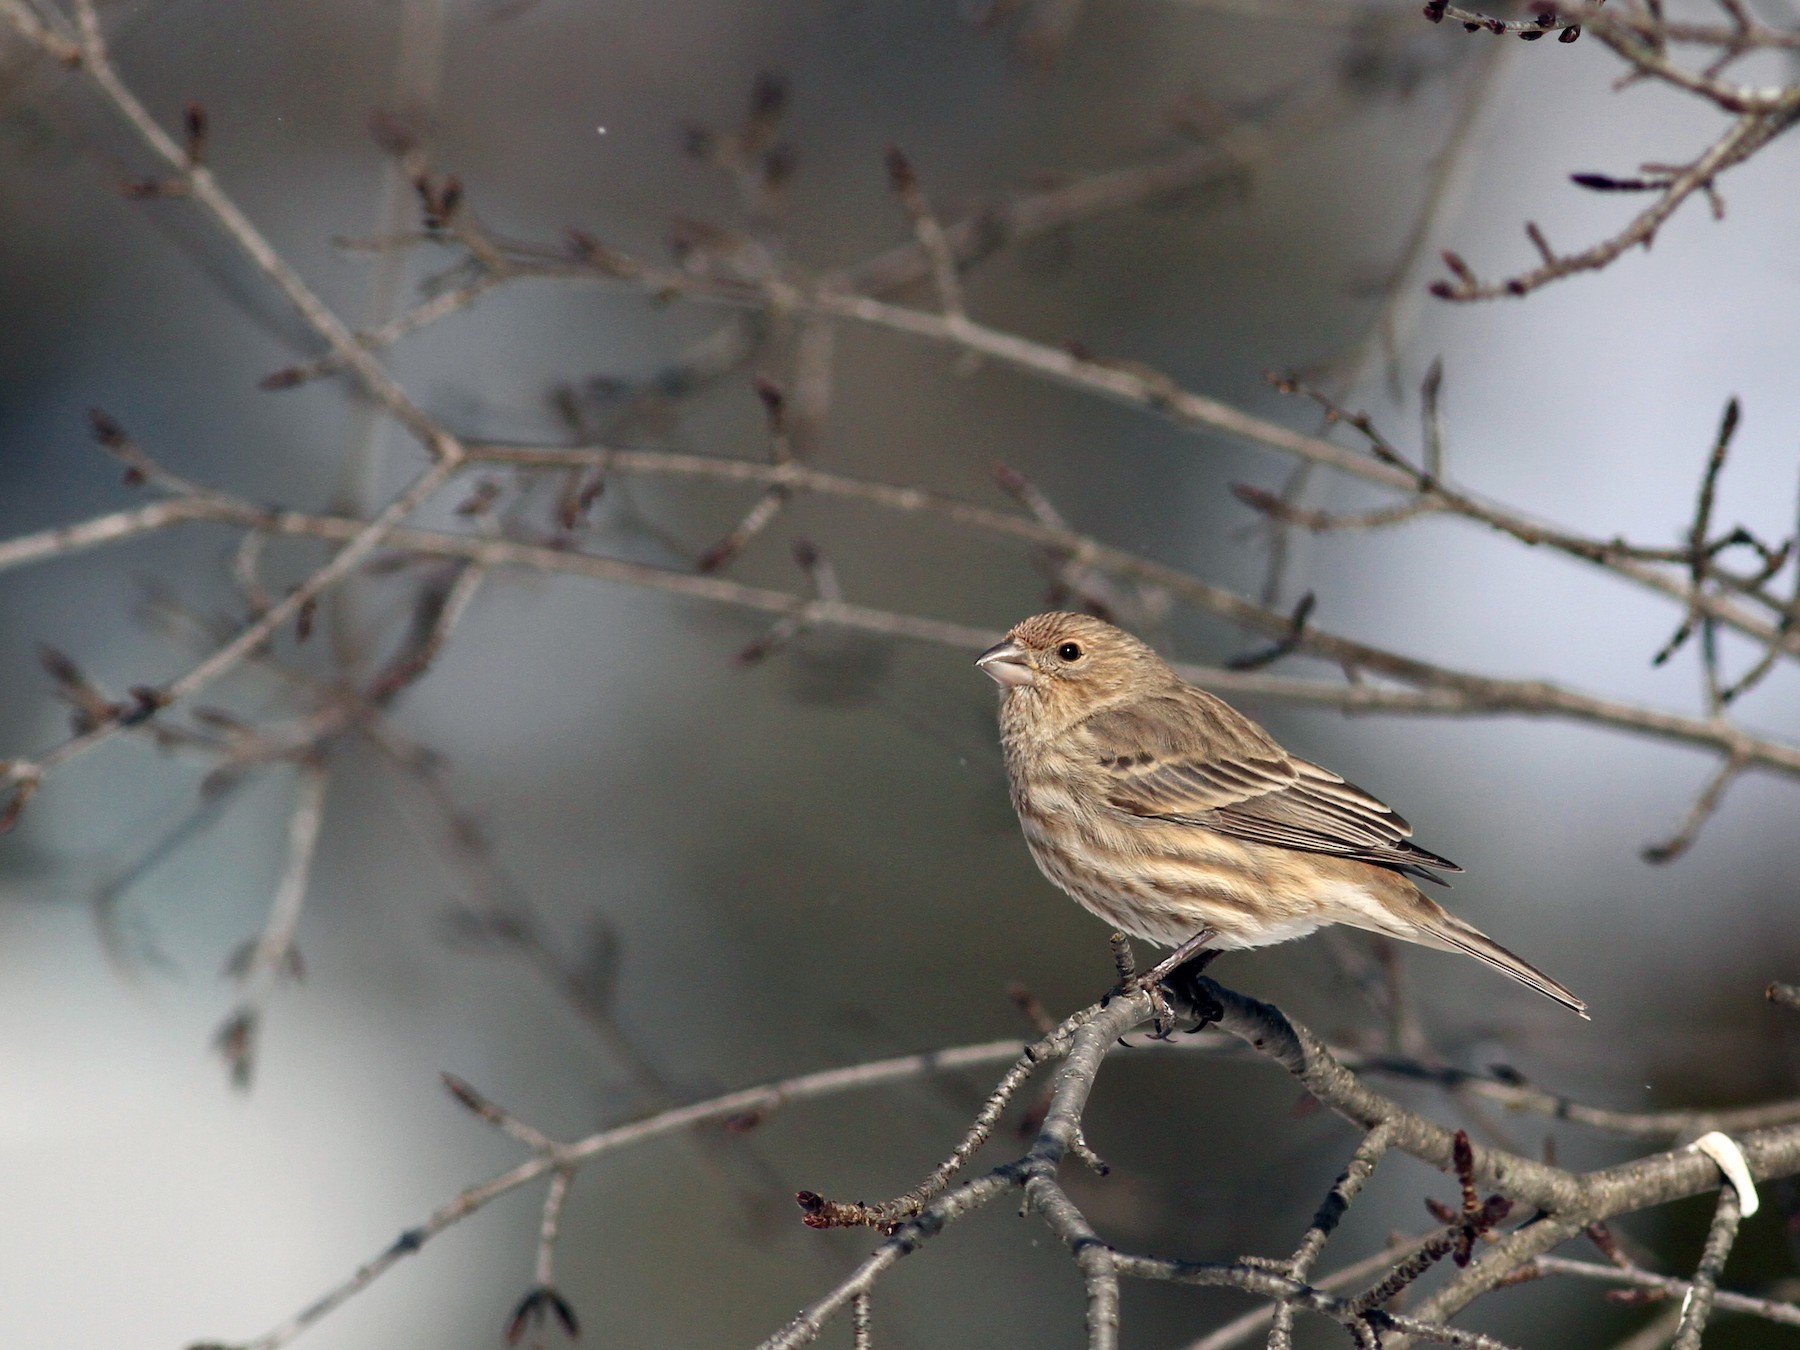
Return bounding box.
[1,0,1797,1346]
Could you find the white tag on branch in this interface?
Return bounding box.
[1692,1131,1760,1218]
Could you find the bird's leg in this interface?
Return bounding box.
[1132,929,1219,1039]
[1138,928,1219,989]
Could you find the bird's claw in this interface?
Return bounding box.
[1129,976,1180,1039]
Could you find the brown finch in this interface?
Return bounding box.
[977,612,1587,1018]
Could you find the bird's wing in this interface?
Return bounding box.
[1077,695,1462,878]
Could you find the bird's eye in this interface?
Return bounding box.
[1057,642,1084,662]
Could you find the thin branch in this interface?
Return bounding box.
[0,455,460,817]
[1719,470,1800,705]
[1431,110,1800,302]
[8,0,458,458]
[7,480,1800,811]
[799,1004,1101,1230]
[441,1073,558,1152]
[329,0,446,672]
[696,379,794,573]
[1652,397,1742,688]
[215,759,329,1089]
[1526,1254,1800,1327]
[1262,377,1789,620]
[1181,1238,1431,1350]
[264,274,504,391]
[1641,752,1746,863]
[1267,1123,1389,1350]
[203,970,1800,1350]
[225,1037,1030,1350]
[1669,1186,1743,1349]
[1233,483,1432,533]
[1268,1121,1399,1349]
[362,560,486,705]
[788,312,838,460]
[759,1170,1019,1350]
[1110,1247,1525,1350]
[266,92,1338,392]
[0,2,79,61]
[1340,1053,1800,1141]
[533,1164,575,1290]
[884,147,968,324]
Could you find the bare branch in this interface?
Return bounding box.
[1,0,460,458]
[0,455,461,814]
[1268,1121,1398,1348]
[1526,1254,1800,1327]
[1641,753,1746,863]
[1669,1186,1744,1349]
[215,760,329,1089]
[8,469,1800,808]
[884,146,968,324]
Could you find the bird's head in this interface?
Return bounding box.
[976,612,1172,723]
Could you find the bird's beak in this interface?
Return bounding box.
[976,639,1035,688]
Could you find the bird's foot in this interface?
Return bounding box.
[1106,930,1220,1038]
[1135,977,1180,1040]
[1136,948,1225,1038]
[1167,969,1224,1032]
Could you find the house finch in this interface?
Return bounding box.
[977,612,1587,1017]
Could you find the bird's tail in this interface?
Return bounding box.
[1406,899,1589,1019]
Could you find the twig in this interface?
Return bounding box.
[1651,398,1741,689]
[215,759,330,1089]
[1431,110,1799,301]
[1641,752,1745,863]
[1340,1052,1800,1140]
[13,0,458,458]
[1233,482,1431,533]
[6,485,1800,814]
[0,455,461,821]
[1263,376,1787,617]
[1268,1121,1399,1348]
[1525,1254,1800,1326]
[225,1036,1031,1350]
[799,1004,1102,1231]
[1426,2,1582,40]
[788,312,838,460]
[265,276,503,390]
[522,1165,579,1346]
[1224,591,1314,671]
[1670,1186,1743,1349]
[1110,1247,1526,1350]
[1181,1237,1431,1350]
[362,561,486,705]
[697,379,794,573]
[993,463,1141,621]
[1719,470,1800,705]
[885,147,968,324]
[441,1073,557,1152]
[760,1170,1019,1350]
[329,0,447,671]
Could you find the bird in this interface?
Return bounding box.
[976,612,1587,1018]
